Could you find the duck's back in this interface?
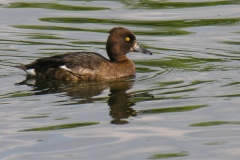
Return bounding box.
[21,52,111,81]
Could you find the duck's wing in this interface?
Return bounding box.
[58,52,110,72]
[18,52,110,79]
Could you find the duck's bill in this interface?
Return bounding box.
[133,42,152,55]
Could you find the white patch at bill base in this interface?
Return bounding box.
[25,69,36,76]
[60,65,72,71]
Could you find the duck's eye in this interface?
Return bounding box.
[125,37,130,42]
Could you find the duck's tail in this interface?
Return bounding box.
[15,65,27,70]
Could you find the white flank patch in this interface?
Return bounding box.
[26,79,36,85]
[26,69,36,76]
[60,65,72,71]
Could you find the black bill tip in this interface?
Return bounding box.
[133,42,152,55]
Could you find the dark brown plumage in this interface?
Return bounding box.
[16,27,152,81]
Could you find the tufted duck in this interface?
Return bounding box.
[16,27,152,81]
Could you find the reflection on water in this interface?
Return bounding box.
[148,151,189,159]
[17,77,140,125]
[19,121,99,132]
[4,2,109,11]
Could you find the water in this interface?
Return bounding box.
[0,0,240,159]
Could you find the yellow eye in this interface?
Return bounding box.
[126,37,130,42]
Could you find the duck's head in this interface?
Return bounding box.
[106,27,152,61]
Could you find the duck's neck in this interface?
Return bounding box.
[107,49,127,62]
[112,55,129,62]
[106,41,127,62]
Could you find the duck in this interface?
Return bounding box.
[16,27,152,81]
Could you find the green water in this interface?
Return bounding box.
[0,0,240,159]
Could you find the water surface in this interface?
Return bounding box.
[0,0,240,159]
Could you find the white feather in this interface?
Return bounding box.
[25,69,36,76]
[60,65,72,71]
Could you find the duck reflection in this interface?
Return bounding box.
[16,77,137,124]
[108,81,137,124]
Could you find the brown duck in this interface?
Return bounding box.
[16,27,152,81]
